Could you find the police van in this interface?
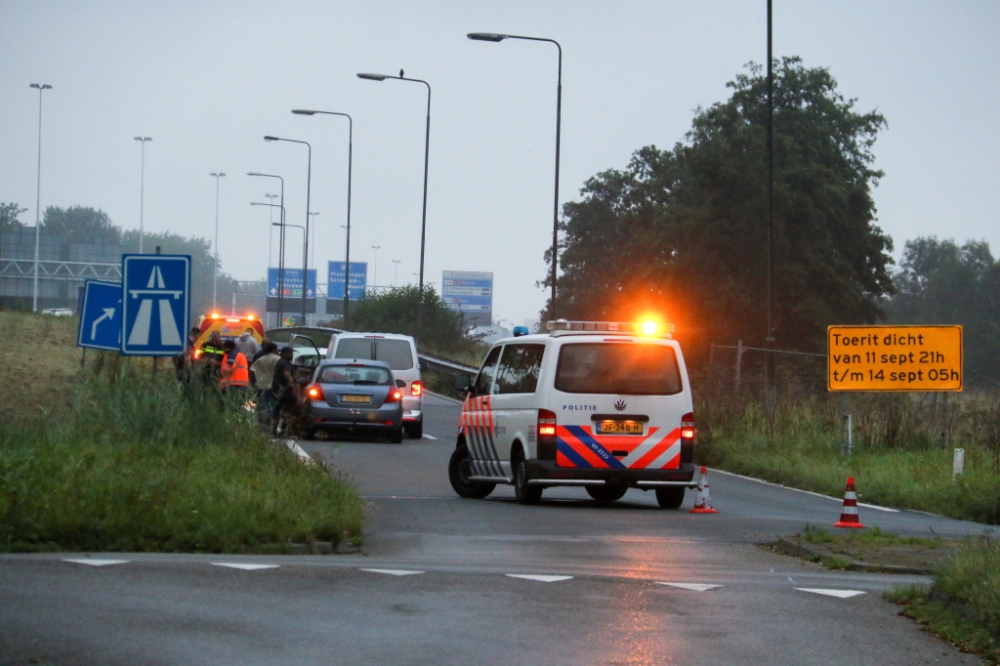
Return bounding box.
[449,319,697,508]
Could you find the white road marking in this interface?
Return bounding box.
[655,582,721,592]
[360,568,425,576]
[211,563,281,571]
[795,588,866,599]
[710,468,900,512]
[505,574,574,583]
[63,559,128,567]
[421,433,438,440]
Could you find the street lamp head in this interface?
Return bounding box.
[467,32,508,42]
[263,135,279,142]
[211,172,226,178]
[30,83,53,90]
[134,136,151,142]
[247,172,262,177]
[357,73,389,81]
[292,109,317,115]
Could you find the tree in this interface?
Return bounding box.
[348,285,472,351]
[548,57,894,357]
[0,202,27,234]
[42,206,121,245]
[885,237,1000,378]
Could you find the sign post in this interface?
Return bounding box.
[827,325,963,392]
[121,254,191,356]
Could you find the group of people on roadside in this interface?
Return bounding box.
[176,327,300,433]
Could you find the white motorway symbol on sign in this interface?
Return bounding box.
[127,264,183,347]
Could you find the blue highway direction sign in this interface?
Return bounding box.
[267,268,317,298]
[77,280,123,351]
[328,261,368,301]
[121,254,191,356]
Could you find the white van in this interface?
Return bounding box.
[326,332,426,438]
[448,320,697,507]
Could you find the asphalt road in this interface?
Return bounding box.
[1,392,991,665]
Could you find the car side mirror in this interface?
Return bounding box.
[396,379,406,388]
[454,374,471,392]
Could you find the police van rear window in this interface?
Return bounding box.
[334,338,414,371]
[555,343,682,395]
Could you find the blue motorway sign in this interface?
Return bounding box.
[442,270,493,313]
[121,254,191,356]
[328,261,368,300]
[77,280,123,351]
[267,268,317,298]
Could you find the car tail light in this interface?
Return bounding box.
[411,380,422,397]
[680,412,695,463]
[385,389,402,403]
[537,409,557,460]
[306,384,325,401]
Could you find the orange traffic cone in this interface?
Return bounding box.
[689,466,718,514]
[833,476,866,528]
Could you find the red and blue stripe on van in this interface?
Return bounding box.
[556,425,681,470]
[459,395,504,477]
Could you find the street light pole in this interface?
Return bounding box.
[252,202,288,325]
[210,172,226,311]
[371,245,381,287]
[29,82,52,313]
[308,211,319,270]
[273,222,305,289]
[265,192,278,269]
[467,32,562,318]
[248,172,284,326]
[392,259,401,286]
[134,136,152,254]
[292,109,354,327]
[356,73,431,341]
[264,136,311,324]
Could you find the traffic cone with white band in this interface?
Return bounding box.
[689,466,718,514]
[833,476,866,528]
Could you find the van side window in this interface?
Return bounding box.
[474,346,502,396]
[494,344,545,394]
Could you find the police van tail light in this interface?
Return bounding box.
[306,384,325,401]
[537,409,557,460]
[411,380,422,397]
[680,412,695,463]
[385,389,403,403]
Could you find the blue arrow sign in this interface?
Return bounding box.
[77,280,123,351]
[121,254,191,356]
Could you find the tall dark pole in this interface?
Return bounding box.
[248,172,284,326]
[356,73,431,342]
[263,136,311,325]
[766,0,776,399]
[292,110,353,327]
[467,33,563,318]
[30,83,52,313]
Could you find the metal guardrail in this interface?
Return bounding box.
[419,351,477,377]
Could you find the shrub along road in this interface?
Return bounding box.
[2,391,991,665]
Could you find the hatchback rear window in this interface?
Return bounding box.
[320,365,391,385]
[334,338,414,370]
[555,342,682,395]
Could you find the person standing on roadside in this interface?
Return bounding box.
[220,339,251,397]
[250,342,280,428]
[173,326,202,384]
[198,330,226,386]
[272,346,298,435]
[236,327,261,361]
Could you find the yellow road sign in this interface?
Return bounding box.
[827,325,963,392]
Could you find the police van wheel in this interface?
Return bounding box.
[449,445,495,499]
[513,455,543,505]
[655,487,685,509]
[586,485,628,502]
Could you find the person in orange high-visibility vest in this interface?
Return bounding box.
[220,339,250,395]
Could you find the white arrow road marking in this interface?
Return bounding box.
[656,583,722,592]
[505,574,574,583]
[63,559,128,567]
[360,568,425,576]
[211,563,281,571]
[90,307,116,340]
[422,434,438,440]
[795,588,866,599]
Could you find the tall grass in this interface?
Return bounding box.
[0,364,363,553]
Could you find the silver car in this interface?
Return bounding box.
[301,359,405,443]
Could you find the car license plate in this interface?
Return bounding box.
[341,394,371,404]
[596,421,643,435]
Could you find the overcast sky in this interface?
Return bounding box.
[3,1,998,327]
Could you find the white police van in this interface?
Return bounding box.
[449,319,697,507]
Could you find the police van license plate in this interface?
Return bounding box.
[342,395,371,404]
[596,421,643,435]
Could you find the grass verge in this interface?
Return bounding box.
[0,312,364,553]
[885,537,1000,664]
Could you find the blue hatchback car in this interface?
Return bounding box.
[301,359,405,443]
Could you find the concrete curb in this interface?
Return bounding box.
[773,538,934,575]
